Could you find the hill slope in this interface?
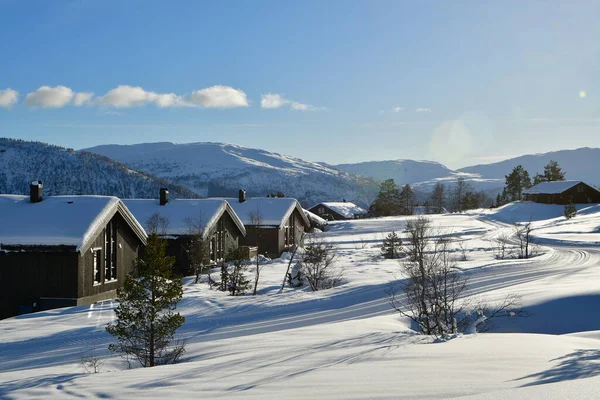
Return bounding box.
[335,147,600,194]
[0,138,199,198]
[85,142,379,207]
[335,159,453,185]
[458,147,600,185]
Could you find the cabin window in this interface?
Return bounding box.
[578,185,584,193]
[93,248,102,285]
[285,215,296,247]
[104,221,117,281]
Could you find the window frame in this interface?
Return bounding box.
[92,247,102,286]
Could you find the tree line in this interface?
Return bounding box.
[368,177,492,217]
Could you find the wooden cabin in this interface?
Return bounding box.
[226,191,311,258]
[308,201,367,221]
[0,183,147,320]
[523,181,600,204]
[124,191,246,275]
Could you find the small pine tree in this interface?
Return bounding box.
[106,234,185,368]
[226,248,250,296]
[564,199,577,219]
[381,231,402,259]
[219,263,230,292]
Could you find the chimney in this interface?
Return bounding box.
[238,189,246,203]
[159,188,169,206]
[30,180,43,203]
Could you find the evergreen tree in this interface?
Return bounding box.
[533,160,566,184]
[452,178,471,212]
[544,160,566,181]
[226,248,251,296]
[564,198,577,219]
[430,183,446,213]
[369,179,402,216]
[399,184,415,215]
[106,234,185,368]
[504,165,531,201]
[381,231,402,259]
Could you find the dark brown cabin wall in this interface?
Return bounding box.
[241,227,280,257]
[78,213,141,299]
[0,251,78,319]
[308,204,346,221]
[526,183,600,205]
[165,211,244,276]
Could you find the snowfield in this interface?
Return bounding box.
[2,201,600,399]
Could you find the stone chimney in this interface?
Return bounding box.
[159,188,169,206]
[238,189,246,203]
[30,180,43,203]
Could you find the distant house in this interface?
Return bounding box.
[224,191,311,257]
[0,182,147,320]
[304,208,329,231]
[308,201,367,221]
[124,189,246,275]
[523,181,600,204]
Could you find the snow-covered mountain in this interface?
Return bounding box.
[335,160,453,185]
[335,159,504,193]
[0,138,199,198]
[335,147,600,194]
[84,142,379,207]
[458,147,600,186]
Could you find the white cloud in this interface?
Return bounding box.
[261,93,286,109]
[95,85,184,108]
[0,88,19,109]
[260,93,320,111]
[186,85,248,108]
[416,108,432,112]
[392,106,404,113]
[25,86,74,108]
[73,92,94,106]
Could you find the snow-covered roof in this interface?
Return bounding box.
[523,181,596,195]
[312,202,367,219]
[221,198,310,228]
[304,208,328,228]
[123,199,246,238]
[0,195,147,253]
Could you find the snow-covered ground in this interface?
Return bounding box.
[2,201,600,399]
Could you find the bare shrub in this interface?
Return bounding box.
[390,217,525,337]
[81,349,105,374]
[457,241,468,261]
[514,219,534,259]
[146,213,169,235]
[494,233,510,260]
[354,236,369,250]
[299,237,342,291]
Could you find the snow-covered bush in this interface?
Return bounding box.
[299,237,342,291]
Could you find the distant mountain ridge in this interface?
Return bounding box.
[0,138,199,199]
[335,147,600,194]
[84,142,380,207]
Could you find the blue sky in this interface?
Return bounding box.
[1,0,599,168]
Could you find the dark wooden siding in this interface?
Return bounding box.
[242,208,308,258]
[526,182,600,205]
[78,212,141,300]
[308,204,348,221]
[165,211,244,276]
[0,250,78,319]
[0,211,144,320]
